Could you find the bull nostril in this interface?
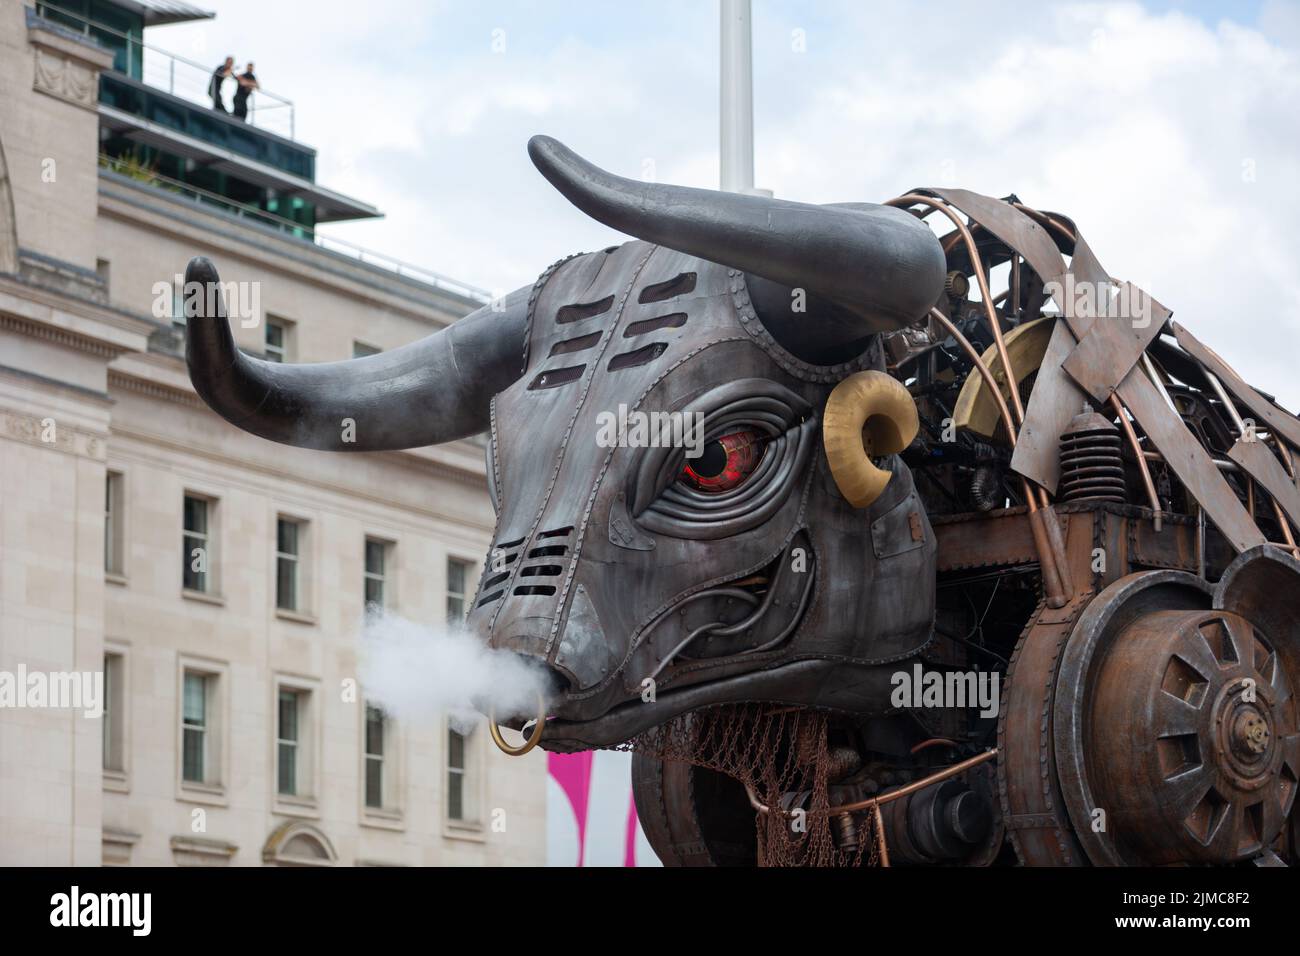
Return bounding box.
[483,654,569,757]
[486,651,570,719]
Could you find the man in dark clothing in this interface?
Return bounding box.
[209,56,234,112]
[233,63,259,122]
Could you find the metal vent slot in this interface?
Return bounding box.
[538,526,574,539]
[476,590,505,607]
[528,364,586,390]
[521,564,563,577]
[482,571,510,590]
[608,342,668,371]
[624,312,687,337]
[556,295,615,324]
[514,584,557,597]
[527,545,567,558]
[549,332,603,357]
[638,272,696,304]
[496,537,525,549]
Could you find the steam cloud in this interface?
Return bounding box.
[358,610,550,733]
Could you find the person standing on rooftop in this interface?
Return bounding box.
[209,56,234,112]
[233,63,259,122]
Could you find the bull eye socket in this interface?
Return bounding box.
[680,429,766,492]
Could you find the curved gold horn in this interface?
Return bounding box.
[822,370,919,509]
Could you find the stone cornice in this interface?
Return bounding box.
[0,311,124,359]
[108,368,205,408]
[0,272,156,354]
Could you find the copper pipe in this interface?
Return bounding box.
[1110,394,1163,531]
[889,195,1025,427]
[1143,450,1241,473]
[1273,443,1300,552]
[830,749,999,814]
[1028,508,1070,607]
[1271,498,1298,554]
[910,737,959,755]
[744,749,999,818]
[746,748,994,866]
[895,195,1061,533]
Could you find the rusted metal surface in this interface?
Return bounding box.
[1174,321,1300,451]
[933,508,1038,573]
[1118,366,1266,552]
[1075,606,1293,864]
[1227,440,1300,532]
[997,596,1092,866]
[1011,318,1088,493]
[1060,283,1171,404]
[922,187,1067,293]
[1051,571,1213,865]
[1111,394,1163,523]
[1128,511,1199,572]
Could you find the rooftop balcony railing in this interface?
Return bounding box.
[99,155,494,306]
[32,2,297,140]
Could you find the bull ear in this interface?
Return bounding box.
[822,371,919,508]
[527,135,945,338]
[184,256,527,450]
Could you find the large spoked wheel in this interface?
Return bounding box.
[1054,552,1300,866]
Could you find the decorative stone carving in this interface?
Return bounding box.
[27,14,114,113]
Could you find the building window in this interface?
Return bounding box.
[276,517,302,611]
[364,704,386,808]
[182,494,213,593]
[364,537,391,611]
[103,652,125,773]
[277,688,304,796]
[181,671,213,784]
[447,729,465,820]
[446,558,469,622]
[265,319,288,362]
[105,471,124,575]
[353,341,380,358]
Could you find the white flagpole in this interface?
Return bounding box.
[719,0,754,194]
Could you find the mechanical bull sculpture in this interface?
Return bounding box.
[185,136,1300,867]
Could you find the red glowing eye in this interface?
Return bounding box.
[680,429,765,492]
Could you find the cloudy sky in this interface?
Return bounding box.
[151,0,1300,408]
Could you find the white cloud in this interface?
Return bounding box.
[154,1,1300,407]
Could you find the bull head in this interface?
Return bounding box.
[186,136,946,751]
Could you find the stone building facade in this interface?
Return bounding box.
[0,0,546,866]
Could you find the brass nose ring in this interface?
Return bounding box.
[489,691,547,756]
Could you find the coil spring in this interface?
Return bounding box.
[1059,411,1126,503]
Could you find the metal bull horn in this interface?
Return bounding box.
[526,136,946,339]
[182,256,527,451]
[822,370,920,508]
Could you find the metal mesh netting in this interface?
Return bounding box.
[617,703,880,867]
